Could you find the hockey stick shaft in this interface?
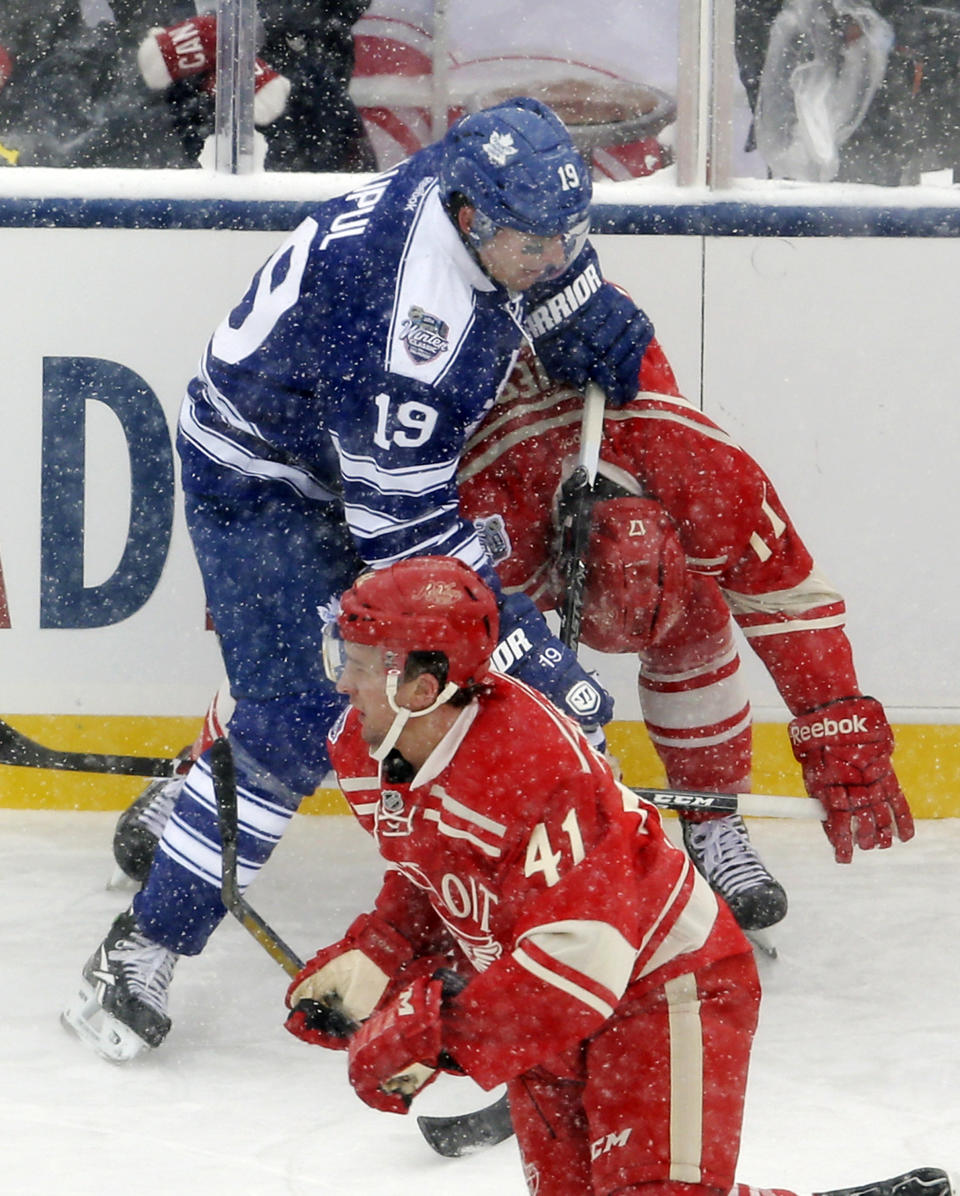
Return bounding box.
[0,717,176,777]
[635,786,824,820]
[558,384,605,649]
[209,736,304,978]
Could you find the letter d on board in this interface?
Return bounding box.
[40,357,174,628]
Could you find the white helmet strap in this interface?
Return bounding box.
[371,668,459,762]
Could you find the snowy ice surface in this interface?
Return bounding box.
[2,809,958,1195]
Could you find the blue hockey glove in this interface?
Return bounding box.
[492,593,613,734]
[525,248,653,407]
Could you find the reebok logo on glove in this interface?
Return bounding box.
[788,696,911,863]
[789,713,869,744]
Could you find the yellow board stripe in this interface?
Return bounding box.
[0,716,956,818]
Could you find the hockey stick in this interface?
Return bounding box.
[0,717,176,777]
[557,383,605,649]
[208,735,503,1156]
[635,786,824,820]
[209,736,304,978]
[417,1092,514,1157]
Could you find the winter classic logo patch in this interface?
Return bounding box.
[473,514,511,564]
[400,305,450,364]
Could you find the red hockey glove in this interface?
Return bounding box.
[0,43,13,91]
[347,976,446,1114]
[284,912,413,1050]
[137,16,290,125]
[789,696,914,864]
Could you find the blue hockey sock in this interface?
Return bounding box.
[133,741,300,955]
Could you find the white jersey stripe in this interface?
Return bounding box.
[665,971,705,1183]
[331,436,460,495]
[344,498,458,538]
[738,612,848,638]
[339,774,381,792]
[518,919,638,1002]
[645,709,754,750]
[640,641,740,685]
[431,786,508,837]
[639,674,748,732]
[513,945,616,1020]
[179,395,337,501]
[422,808,503,857]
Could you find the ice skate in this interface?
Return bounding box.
[61,909,177,1062]
[816,1168,953,1196]
[111,760,187,886]
[682,813,788,931]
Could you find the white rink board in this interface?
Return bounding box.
[0,210,956,722]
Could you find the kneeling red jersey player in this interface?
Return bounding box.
[283,557,946,1196]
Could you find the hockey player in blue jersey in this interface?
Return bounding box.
[62,95,655,1061]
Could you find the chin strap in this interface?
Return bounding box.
[371,670,459,762]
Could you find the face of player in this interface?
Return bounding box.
[335,641,411,752]
[457,207,571,290]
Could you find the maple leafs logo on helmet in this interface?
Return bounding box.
[482,131,519,167]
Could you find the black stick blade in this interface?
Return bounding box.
[417,1093,514,1157]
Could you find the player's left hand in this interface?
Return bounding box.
[347,976,446,1114]
[533,280,654,407]
[788,696,914,864]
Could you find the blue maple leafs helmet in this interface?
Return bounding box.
[439,96,592,245]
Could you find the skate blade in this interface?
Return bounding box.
[61,978,149,1063]
[746,929,778,959]
[105,865,138,893]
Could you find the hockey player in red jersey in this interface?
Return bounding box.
[284,556,947,1196]
[455,340,913,928]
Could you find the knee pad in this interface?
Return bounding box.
[579,498,690,654]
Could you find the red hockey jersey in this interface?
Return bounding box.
[458,345,859,713]
[328,671,748,1089]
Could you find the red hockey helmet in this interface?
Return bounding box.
[336,556,499,687]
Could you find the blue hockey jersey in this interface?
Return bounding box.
[177,144,532,576]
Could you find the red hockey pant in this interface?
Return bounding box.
[507,950,761,1196]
